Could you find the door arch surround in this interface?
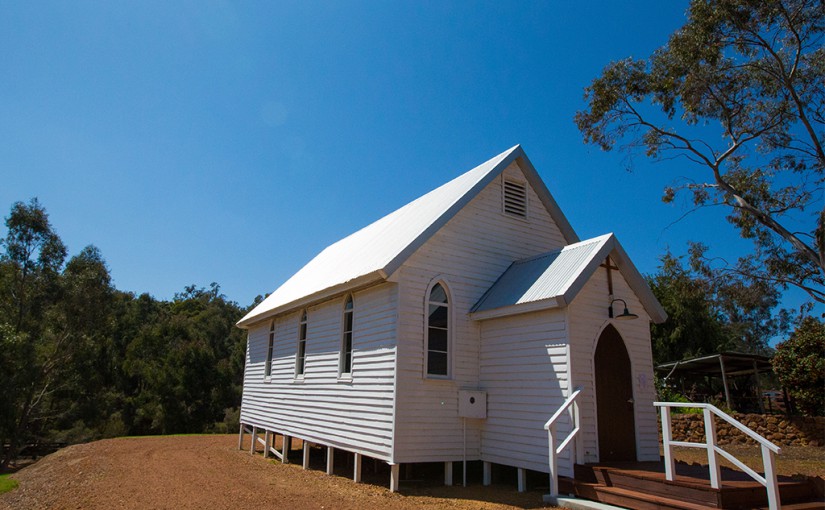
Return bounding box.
[594,324,636,462]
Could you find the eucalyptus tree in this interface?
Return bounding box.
[0,200,114,467]
[576,0,824,305]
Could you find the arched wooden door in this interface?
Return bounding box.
[595,325,636,462]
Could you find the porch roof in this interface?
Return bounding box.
[470,233,667,323]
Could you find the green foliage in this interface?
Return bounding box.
[576,0,825,306]
[655,376,703,414]
[772,317,825,416]
[0,199,249,467]
[0,474,18,495]
[648,250,788,364]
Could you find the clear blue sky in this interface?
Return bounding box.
[1,1,818,319]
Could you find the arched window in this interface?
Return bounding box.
[296,310,307,377]
[340,295,354,375]
[426,282,449,377]
[265,320,275,378]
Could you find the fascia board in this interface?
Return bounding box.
[558,235,615,306]
[236,271,386,329]
[469,297,560,321]
[608,240,668,324]
[383,145,523,280]
[515,153,580,244]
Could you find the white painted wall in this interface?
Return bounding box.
[567,258,659,463]
[478,309,573,475]
[393,162,567,463]
[240,282,398,460]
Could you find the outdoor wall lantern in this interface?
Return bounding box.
[608,298,638,320]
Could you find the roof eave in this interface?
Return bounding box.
[383,145,524,280]
[552,233,667,324]
[607,240,668,324]
[236,270,387,329]
[515,153,579,244]
[470,296,561,321]
[383,145,580,281]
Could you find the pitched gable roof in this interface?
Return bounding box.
[238,145,578,328]
[470,233,667,323]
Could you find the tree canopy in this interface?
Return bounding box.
[0,199,248,468]
[576,0,824,305]
[772,316,825,415]
[648,249,788,364]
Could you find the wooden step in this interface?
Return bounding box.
[573,463,823,510]
[575,483,718,510]
[757,503,825,510]
[717,480,817,508]
[590,467,719,507]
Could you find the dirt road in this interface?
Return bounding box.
[0,435,548,510]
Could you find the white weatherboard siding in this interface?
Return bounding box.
[240,283,397,460]
[479,308,572,475]
[567,264,659,463]
[393,162,567,463]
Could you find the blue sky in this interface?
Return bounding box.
[1,1,818,319]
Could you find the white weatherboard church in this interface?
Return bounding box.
[237,145,667,492]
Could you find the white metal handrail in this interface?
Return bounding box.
[654,402,782,510]
[544,387,583,498]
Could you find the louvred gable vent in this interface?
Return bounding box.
[503,179,527,217]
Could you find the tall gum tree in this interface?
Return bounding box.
[576,0,824,305]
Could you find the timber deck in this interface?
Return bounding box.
[557,462,824,510]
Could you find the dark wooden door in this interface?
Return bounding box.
[595,325,636,462]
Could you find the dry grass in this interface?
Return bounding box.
[668,445,825,479]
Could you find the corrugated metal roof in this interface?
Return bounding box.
[471,232,668,323]
[472,234,612,313]
[238,145,524,327]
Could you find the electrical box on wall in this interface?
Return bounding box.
[458,390,487,419]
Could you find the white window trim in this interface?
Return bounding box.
[338,294,354,379]
[424,278,453,380]
[265,320,275,381]
[294,309,308,380]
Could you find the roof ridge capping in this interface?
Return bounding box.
[237,145,579,328]
[511,233,612,266]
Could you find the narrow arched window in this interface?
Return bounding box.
[340,296,354,375]
[265,320,275,378]
[296,310,307,377]
[426,283,449,377]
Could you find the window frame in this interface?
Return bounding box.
[338,295,354,379]
[264,320,275,380]
[424,279,452,379]
[295,309,308,379]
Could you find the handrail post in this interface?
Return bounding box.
[573,400,583,464]
[703,408,721,489]
[661,406,675,481]
[548,425,558,497]
[762,444,780,510]
[544,387,582,503]
[656,402,781,509]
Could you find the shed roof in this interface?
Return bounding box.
[470,233,667,323]
[656,352,773,378]
[238,145,578,328]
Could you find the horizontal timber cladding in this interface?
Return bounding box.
[393,162,568,464]
[567,265,659,464]
[240,282,397,460]
[479,308,572,475]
